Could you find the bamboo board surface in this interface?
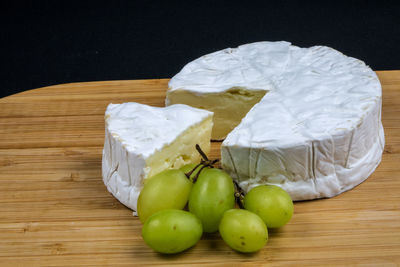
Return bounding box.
[0,71,400,266]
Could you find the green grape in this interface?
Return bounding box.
[180,163,206,181]
[219,209,268,253]
[142,209,203,254]
[188,168,235,233]
[137,169,192,223]
[244,185,294,228]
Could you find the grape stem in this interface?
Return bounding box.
[185,144,219,183]
[196,144,209,161]
[234,180,245,209]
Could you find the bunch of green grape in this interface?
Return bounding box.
[137,158,294,254]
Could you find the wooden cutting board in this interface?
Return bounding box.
[1,71,399,266]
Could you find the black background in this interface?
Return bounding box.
[1,1,399,98]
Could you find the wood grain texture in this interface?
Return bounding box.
[1,72,400,266]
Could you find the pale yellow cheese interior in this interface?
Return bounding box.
[144,115,213,179]
[166,88,267,140]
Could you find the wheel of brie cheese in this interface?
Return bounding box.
[166,41,385,201]
[102,103,213,210]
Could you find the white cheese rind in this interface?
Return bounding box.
[168,41,289,95]
[169,41,384,200]
[102,102,213,210]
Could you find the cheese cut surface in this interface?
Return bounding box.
[102,102,213,210]
[167,41,385,200]
[166,88,267,140]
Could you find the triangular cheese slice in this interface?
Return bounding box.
[102,102,213,210]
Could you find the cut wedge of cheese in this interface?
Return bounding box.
[166,41,384,200]
[102,102,213,210]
